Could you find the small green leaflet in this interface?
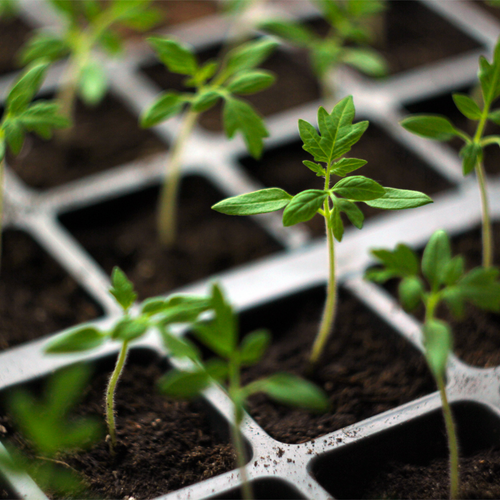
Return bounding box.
[259,19,315,47]
[224,38,279,77]
[422,230,452,291]
[148,37,198,76]
[423,319,452,378]
[78,60,107,105]
[478,38,500,104]
[398,276,424,311]
[223,96,269,159]
[226,70,275,95]
[370,244,419,277]
[140,91,189,128]
[365,188,433,210]
[109,267,137,311]
[332,175,385,201]
[212,188,292,216]
[337,198,364,229]
[303,160,325,177]
[45,326,106,353]
[282,190,327,226]
[452,93,482,121]
[7,61,49,113]
[400,115,459,141]
[239,330,270,366]
[330,157,367,177]
[459,143,482,176]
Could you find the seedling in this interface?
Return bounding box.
[260,0,387,102]
[45,267,213,456]
[213,96,432,372]
[366,230,500,499]
[401,37,500,268]
[19,0,161,121]
[140,35,278,246]
[0,60,69,262]
[0,364,102,497]
[159,282,329,500]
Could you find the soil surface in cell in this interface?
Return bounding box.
[363,446,500,499]
[379,222,500,368]
[1,355,236,500]
[240,287,435,444]
[7,93,165,189]
[0,17,31,75]
[239,123,453,237]
[0,231,100,351]
[60,175,282,300]
[405,88,500,176]
[141,47,321,132]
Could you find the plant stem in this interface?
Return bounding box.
[437,375,460,500]
[308,163,337,372]
[105,340,129,455]
[157,108,199,247]
[0,156,4,272]
[475,160,492,267]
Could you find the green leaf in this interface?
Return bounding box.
[478,39,500,103]
[17,101,70,137]
[99,31,124,56]
[7,61,49,114]
[110,317,149,341]
[422,230,451,291]
[299,119,326,163]
[158,369,210,398]
[45,326,106,353]
[398,276,424,311]
[423,319,452,378]
[3,120,25,155]
[224,38,278,76]
[452,93,482,120]
[78,60,107,106]
[442,286,466,319]
[364,188,433,210]
[401,115,459,141]
[282,190,327,227]
[191,90,220,112]
[148,36,198,76]
[223,97,269,158]
[371,244,419,277]
[337,198,364,229]
[441,256,464,286]
[459,142,482,176]
[364,267,398,284]
[226,70,275,95]
[342,47,387,77]
[118,8,162,31]
[239,330,270,366]
[457,267,500,312]
[258,373,330,412]
[333,175,385,201]
[259,19,315,47]
[488,109,500,125]
[330,157,367,177]
[303,160,325,177]
[19,31,69,65]
[109,267,137,311]
[140,92,188,128]
[212,188,292,216]
[0,140,5,162]
[161,330,201,360]
[49,0,75,18]
[330,203,344,242]
[186,61,218,87]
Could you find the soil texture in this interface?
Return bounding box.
[239,122,453,236]
[0,231,101,351]
[0,17,31,75]
[7,93,165,189]
[154,0,218,26]
[60,175,282,300]
[363,446,500,499]
[141,47,321,133]
[1,352,236,500]
[239,287,435,444]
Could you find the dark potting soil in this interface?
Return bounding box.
[1,352,236,500]
[363,446,500,499]
[239,286,435,444]
[6,93,166,190]
[0,230,101,351]
[141,47,321,133]
[239,122,453,237]
[0,17,31,76]
[59,175,282,301]
[405,87,500,176]
[153,0,218,26]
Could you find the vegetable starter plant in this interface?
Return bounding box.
[159,282,329,500]
[366,230,500,499]
[401,36,500,268]
[213,96,433,372]
[140,35,278,246]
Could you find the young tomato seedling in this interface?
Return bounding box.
[401,37,500,268]
[366,230,500,499]
[0,60,69,262]
[140,36,278,246]
[213,96,432,372]
[159,282,329,500]
[45,267,213,456]
[19,0,161,121]
[0,364,102,497]
[260,0,387,102]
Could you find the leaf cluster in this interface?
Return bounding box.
[401,38,500,176]
[366,230,500,376]
[19,0,161,106]
[0,365,102,496]
[0,61,70,161]
[213,96,432,241]
[159,283,329,413]
[140,36,278,158]
[260,0,387,78]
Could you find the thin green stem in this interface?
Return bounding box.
[157,108,199,247]
[308,163,337,371]
[475,160,492,267]
[105,340,129,456]
[437,375,460,500]
[0,156,4,273]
